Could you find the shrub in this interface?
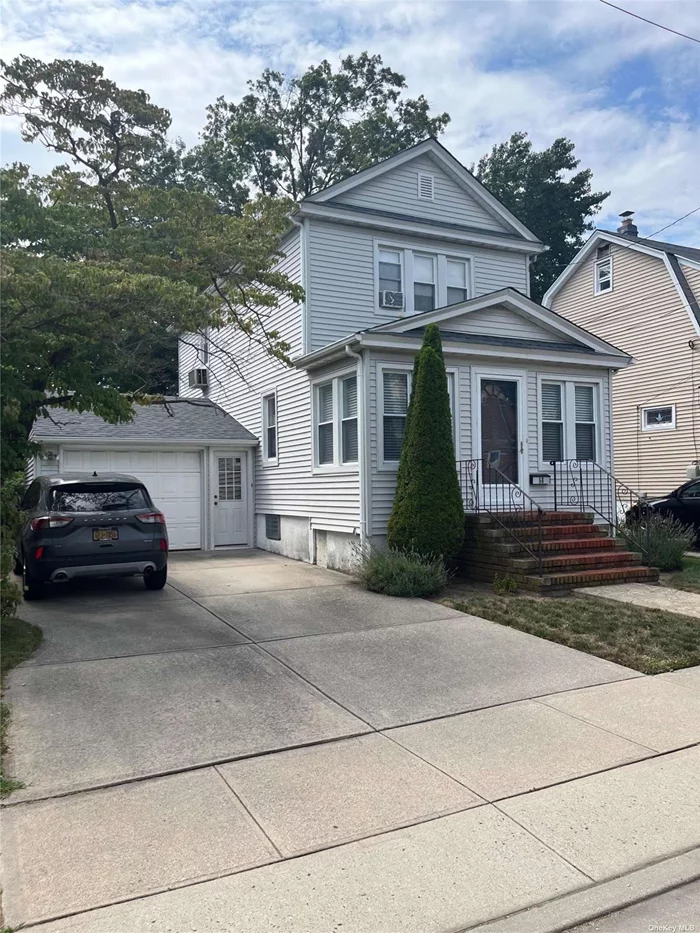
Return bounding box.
[493,573,518,595]
[1,474,25,619]
[623,513,695,571]
[387,325,464,559]
[355,543,449,598]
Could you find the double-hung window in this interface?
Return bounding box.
[413,254,436,312]
[541,381,598,463]
[314,374,359,469]
[382,369,456,465]
[594,257,612,294]
[447,259,469,304]
[262,392,277,462]
[378,249,403,307]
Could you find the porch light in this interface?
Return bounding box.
[530,473,551,486]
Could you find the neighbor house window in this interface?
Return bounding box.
[263,392,277,461]
[594,257,612,294]
[382,369,456,464]
[446,259,469,304]
[642,404,676,431]
[314,372,359,469]
[341,375,358,463]
[540,381,599,463]
[316,382,335,465]
[413,254,436,313]
[541,383,564,462]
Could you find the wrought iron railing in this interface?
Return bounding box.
[550,459,650,558]
[457,458,544,577]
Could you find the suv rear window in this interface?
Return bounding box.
[50,483,150,513]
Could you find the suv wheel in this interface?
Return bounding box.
[144,566,167,590]
[23,562,45,601]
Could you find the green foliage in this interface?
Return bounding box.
[1,617,43,797]
[623,513,696,571]
[493,573,519,595]
[0,474,25,619]
[355,544,449,598]
[183,53,450,207]
[387,327,464,559]
[0,56,303,478]
[474,132,608,301]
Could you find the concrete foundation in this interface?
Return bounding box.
[256,514,311,563]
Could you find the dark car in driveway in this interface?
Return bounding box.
[17,473,168,600]
[627,477,700,540]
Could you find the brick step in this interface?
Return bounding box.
[473,511,594,527]
[523,565,660,590]
[509,523,607,540]
[461,536,627,558]
[508,550,643,573]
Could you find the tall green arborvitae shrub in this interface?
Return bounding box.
[387,327,464,558]
[391,323,445,527]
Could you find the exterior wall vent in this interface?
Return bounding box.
[266,514,281,540]
[417,172,434,201]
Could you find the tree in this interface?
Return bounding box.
[189,53,450,206]
[475,132,609,301]
[387,326,464,558]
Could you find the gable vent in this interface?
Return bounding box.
[417,172,434,201]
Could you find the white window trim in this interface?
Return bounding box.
[537,375,604,468]
[377,361,458,470]
[417,172,435,200]
[594,256,613,296]
[641,403,676,432]
[311,366,359,474]
[373,239,475,316]
[261,389,278,467]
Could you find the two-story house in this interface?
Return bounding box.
[32,139,643,582]
[544,214,700,497]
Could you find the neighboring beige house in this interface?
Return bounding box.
[544,215,700,497]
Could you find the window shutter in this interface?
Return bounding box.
[542,384,562,421]
[575,386,594,422]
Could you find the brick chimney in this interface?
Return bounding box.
[617,210,638,237]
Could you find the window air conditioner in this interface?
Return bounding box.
[379,290,404,309]
[188,368,209,389]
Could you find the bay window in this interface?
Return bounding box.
[541,380,599,464]
[314,373,359,469]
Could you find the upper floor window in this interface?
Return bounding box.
[594,257,612,295]
[262,392,277,462]
[314,373,359,470]
[414,254,436,313]
[642,404,676,431]
[417,172,435,200]
[376,242,472,315]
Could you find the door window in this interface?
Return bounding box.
[481,379,518,483]
[218,457,242,501]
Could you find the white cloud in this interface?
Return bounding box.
[1,0,698,243]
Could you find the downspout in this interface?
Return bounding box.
[345,344,368,544]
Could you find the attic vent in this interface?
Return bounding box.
[417,173,434,201]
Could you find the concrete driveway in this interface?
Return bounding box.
[3,550,699,932]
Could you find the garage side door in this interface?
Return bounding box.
[60,449,202,550]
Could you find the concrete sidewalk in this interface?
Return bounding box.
[576,580,700,618]
[2,551,699,932]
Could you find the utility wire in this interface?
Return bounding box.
[647,206,700,239]
[597,0,700,44]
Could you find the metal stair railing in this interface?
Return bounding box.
[457,458,544,577]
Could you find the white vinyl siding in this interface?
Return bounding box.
[329,154,510,233]
[307,221,529,349]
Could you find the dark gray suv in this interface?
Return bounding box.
[17,473,169,600]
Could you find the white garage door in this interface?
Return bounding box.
[60,449,202,550]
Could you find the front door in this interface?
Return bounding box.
[476,375,525,508]
[213,453,247,546]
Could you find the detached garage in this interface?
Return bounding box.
[30,399,258,551]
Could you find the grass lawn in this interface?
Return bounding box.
[1,616,43,797]
[439,593,699,674]
[666,556,700,594]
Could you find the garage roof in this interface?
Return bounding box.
[32,398,258,443]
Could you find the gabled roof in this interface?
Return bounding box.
[32,398,257,444]
[302,138,543,246]
[542,229,700,333]
[296,288,631,370]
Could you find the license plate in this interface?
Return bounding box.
[93,528,118,542]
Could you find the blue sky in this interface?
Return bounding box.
[2,0,699,244]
